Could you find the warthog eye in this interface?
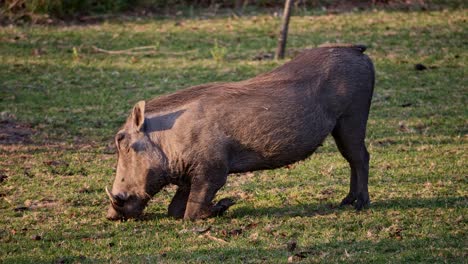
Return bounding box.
[116,133,129,150]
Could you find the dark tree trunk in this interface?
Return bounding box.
[235,0,243,10]
[234,0,246,15]
[275,0,294,60]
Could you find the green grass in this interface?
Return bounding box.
[0,8,467,263]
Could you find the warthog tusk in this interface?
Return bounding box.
[105,186,117,204]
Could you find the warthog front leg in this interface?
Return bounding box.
[183,171,234,220]
[168,186,190,219]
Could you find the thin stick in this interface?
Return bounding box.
[275,0,294,60]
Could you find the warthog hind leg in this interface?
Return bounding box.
[332,112,371,210]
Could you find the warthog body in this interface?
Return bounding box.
[106,44,375,220]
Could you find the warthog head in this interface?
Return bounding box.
[106,101,167,220]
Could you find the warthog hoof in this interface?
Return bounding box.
[340,193,370,210]
[340,193,357,207]
[354,195,370,211]
[211,198,236,217]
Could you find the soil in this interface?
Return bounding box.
[0,119,34,145]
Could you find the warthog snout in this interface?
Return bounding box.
[105,187,147,220]
[106,205,124,221]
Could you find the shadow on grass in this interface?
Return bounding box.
[133,196,466,221]
[230,202,336,218]
[370,196,466,210]
[230,196,466,218]
[138,212,168,221]
[100,212,168,222]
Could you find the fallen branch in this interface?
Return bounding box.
[78,14,118,22]
[91,45,198,56]
[91,45,159,55]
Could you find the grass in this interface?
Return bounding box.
[0,7,467,263]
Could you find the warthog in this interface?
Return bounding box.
[106,44,375,220]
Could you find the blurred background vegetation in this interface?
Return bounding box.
[1,0,465,24]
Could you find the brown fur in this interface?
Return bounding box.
[106,44,375,221]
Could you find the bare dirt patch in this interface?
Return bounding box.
[14,199,59,211]
[0,119,35,145]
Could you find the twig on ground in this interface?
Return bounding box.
[200,232,228,244]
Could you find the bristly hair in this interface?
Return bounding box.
[144,43,369,114]
[145,83,223,114]
[318,43,367,53]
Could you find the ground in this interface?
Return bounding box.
[0,7,466,263]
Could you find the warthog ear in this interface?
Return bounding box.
[132,100,146,132]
